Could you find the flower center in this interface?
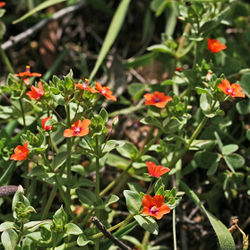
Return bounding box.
[153,97,161,103]
[226,88,234,96]
[150,205,159,214]
[74,127,82,135]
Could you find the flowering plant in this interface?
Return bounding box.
[0,1,249,250]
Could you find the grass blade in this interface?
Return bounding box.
[180,181,236,250]
[88,0,131,82]
[13,0,67,24]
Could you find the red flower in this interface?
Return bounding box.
[14,65,42,78]
[142,194,170,220]
[95,82,117,101]
[75,79,98,93]
[26,81,44,101]
[64,119,91,137]
[207,38,226,53]
[218,79,245,98]
[146,161,170,177]
[175,67,183,72]
[42,117,53,131]
[0,2,6,8]
[144,92,173,108]
[10,142,29,161]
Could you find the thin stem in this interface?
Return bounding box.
[95,137,100,250]
[41,186,57,219]
[65,103,72,200]
[173,209,177,250]
[142,231,150,250]
[0,45,14,73]
[19,99,27,132]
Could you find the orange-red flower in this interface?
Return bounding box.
[146,161,170,177]
[64,119,91,137]
[10,142,29,161]
[144,92,172,108]
[26,81,44,101]
[218,79,245,98]
[14,65,42,78]
[75,79,98,93]
[142,194,170,220]
[42,117,53,131]
[207,38,226,53]
[0,2,6,8]
[95,82,117,101]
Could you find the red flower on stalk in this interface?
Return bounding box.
[42,117,53,131]
[0,2,6,8]
[75,79,98,93]
[218,79,245,98]
[10,142,29,161]
[144,92,173,108]
[207,38,226,53]
[95,82,117,101]
[142,194,170,220]
[26,81,44,101]
[64,119,91,137]
[146,161,170,177]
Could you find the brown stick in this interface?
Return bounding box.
[91,216,132,250]
[1,0,86,50]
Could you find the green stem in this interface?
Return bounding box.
[142,231,150,250]
[95,137,100,250]
[99,130,163,197]
[19,99,27,132]
[66,103,72,200]
[16,220,24,246]
[173,209,177,250]
[41,186,57,219]
[0,45,14,73]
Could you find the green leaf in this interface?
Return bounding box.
[65,223,82,236]
[13,0,67,24]
[200,93,212,112]
[123,190,142,215]
[77,234,93,247]
[128,83,146,101]
[116,141,138,159]
[89,0,130,81]
[195,87,212,97]
[104,195,119,207]
[236,100,250,115]
[194,151,221,169]
[240,73,250,98]
[247,129,250,141]
[147,44,174,55]
[0,222,15,232]
[180,181,236,250]
[99,108,108,123]
[134,215,159,235]
[102,140,125,153]
[224,154,245,170]
[53,151,67,170]
[221,144,238,155]
[76,188,96,205]
[1,229,18,250]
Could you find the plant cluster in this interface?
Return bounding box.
[0,0,249,249]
